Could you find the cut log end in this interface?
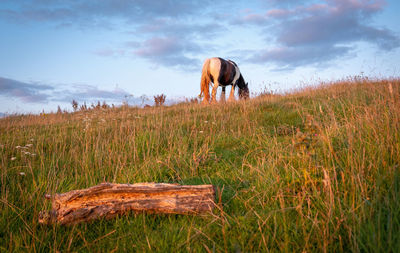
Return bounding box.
[40,183,216,225]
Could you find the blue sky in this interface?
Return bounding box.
[0,0,399,114]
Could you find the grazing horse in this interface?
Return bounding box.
[199,57,249,104]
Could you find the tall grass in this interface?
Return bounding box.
[1,78,399,252]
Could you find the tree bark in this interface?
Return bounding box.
[39,182,215,225]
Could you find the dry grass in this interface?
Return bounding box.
[1,78,399,252]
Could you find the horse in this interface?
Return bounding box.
[199,57,249,104]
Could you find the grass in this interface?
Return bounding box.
[1,78,399,252]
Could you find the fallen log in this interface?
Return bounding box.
[39,182,215,225]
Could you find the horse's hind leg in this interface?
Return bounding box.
[211,82,219,103]
[228,85,236,102]
[220,87,226,102]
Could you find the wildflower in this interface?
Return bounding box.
[25,143,33,147]
[204,120,208,123]
[16,145,21,149]
[199,131,204,133]
[19,172,25,176]
[11,157,17,161]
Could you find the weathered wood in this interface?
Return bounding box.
[39,182,215,225]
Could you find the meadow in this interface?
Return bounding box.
[1,78,399,252]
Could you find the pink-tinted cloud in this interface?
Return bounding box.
[131,36,202,70]
[241,0,399,69]
[134,37,181,57]
[250,45,353,70]
[275,0,396,48]
[127,19,223,69]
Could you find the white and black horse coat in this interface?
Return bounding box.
[200,57,249,103]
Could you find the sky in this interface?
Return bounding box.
[0,0,399,114]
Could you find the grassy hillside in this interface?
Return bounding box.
[1,78,399,252]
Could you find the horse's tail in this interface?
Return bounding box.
[199,58,211,103]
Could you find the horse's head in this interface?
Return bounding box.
[237,74,249,100]
[239,82,249,99]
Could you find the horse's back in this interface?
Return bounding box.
[207,58,222,82]
[203,57,239,86]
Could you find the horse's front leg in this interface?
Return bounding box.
[228,85,236,102]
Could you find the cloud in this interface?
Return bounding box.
[0,0,209,25]
[130,36,201,70]
[274,0,399,50]
[0,77,131,104]
[250,45,354,70]
[53,84,131,103]
[108,19,224,70]
[92,48,126,57]
[0,77,54,102]
[136,18,224,39]
[1,0,398,72]
[0,1,226,71]
[238,0,400,69]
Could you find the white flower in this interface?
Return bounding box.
[19,172,25,176]
[25,144,33,147]
[11,157,17,161]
